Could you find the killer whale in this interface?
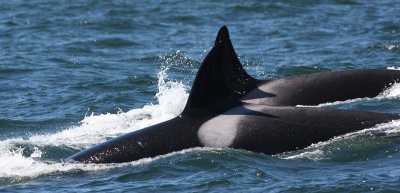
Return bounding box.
[67,26,400,163]
[215,26,400,106]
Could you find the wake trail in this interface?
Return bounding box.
[0,66,189,179]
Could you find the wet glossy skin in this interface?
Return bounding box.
[68,103,399,163]
[67,26,400,163]
[242,69,400,106]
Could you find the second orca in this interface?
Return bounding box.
[213,26,400,106]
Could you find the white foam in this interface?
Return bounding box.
[0,67,189,179]
[0,146,214,181]
[282,149,325,160]
[387,66,400,70]
[296,98,367,108]
[386,44,399,51]
[377,82,400,99]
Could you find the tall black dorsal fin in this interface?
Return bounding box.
[215,26,257,95]
[182,26,257,115]
[183,41,230,113]
[214,25,230,45]
[222,28,257,96]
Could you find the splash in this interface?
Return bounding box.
[386,44,399,51]
[0,146,215,184]
[0,66,189,180]
[387,66,400,70]
[377,82,400,99]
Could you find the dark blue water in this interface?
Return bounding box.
[1,0,400,192]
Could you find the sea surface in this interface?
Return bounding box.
[1,0,400,192]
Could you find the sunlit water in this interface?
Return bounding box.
[1,0,400,192]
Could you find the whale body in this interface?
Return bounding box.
[212,26,400,106]
[67,26,400,163]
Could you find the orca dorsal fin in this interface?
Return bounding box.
[182,26,257,115]
[214,25,230,45]
[183,41,229,113]
[221,27,257,96]
[216,26,257,96]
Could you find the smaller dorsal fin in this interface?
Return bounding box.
[182,26,257,115]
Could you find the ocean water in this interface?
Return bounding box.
[1,0,400,192]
